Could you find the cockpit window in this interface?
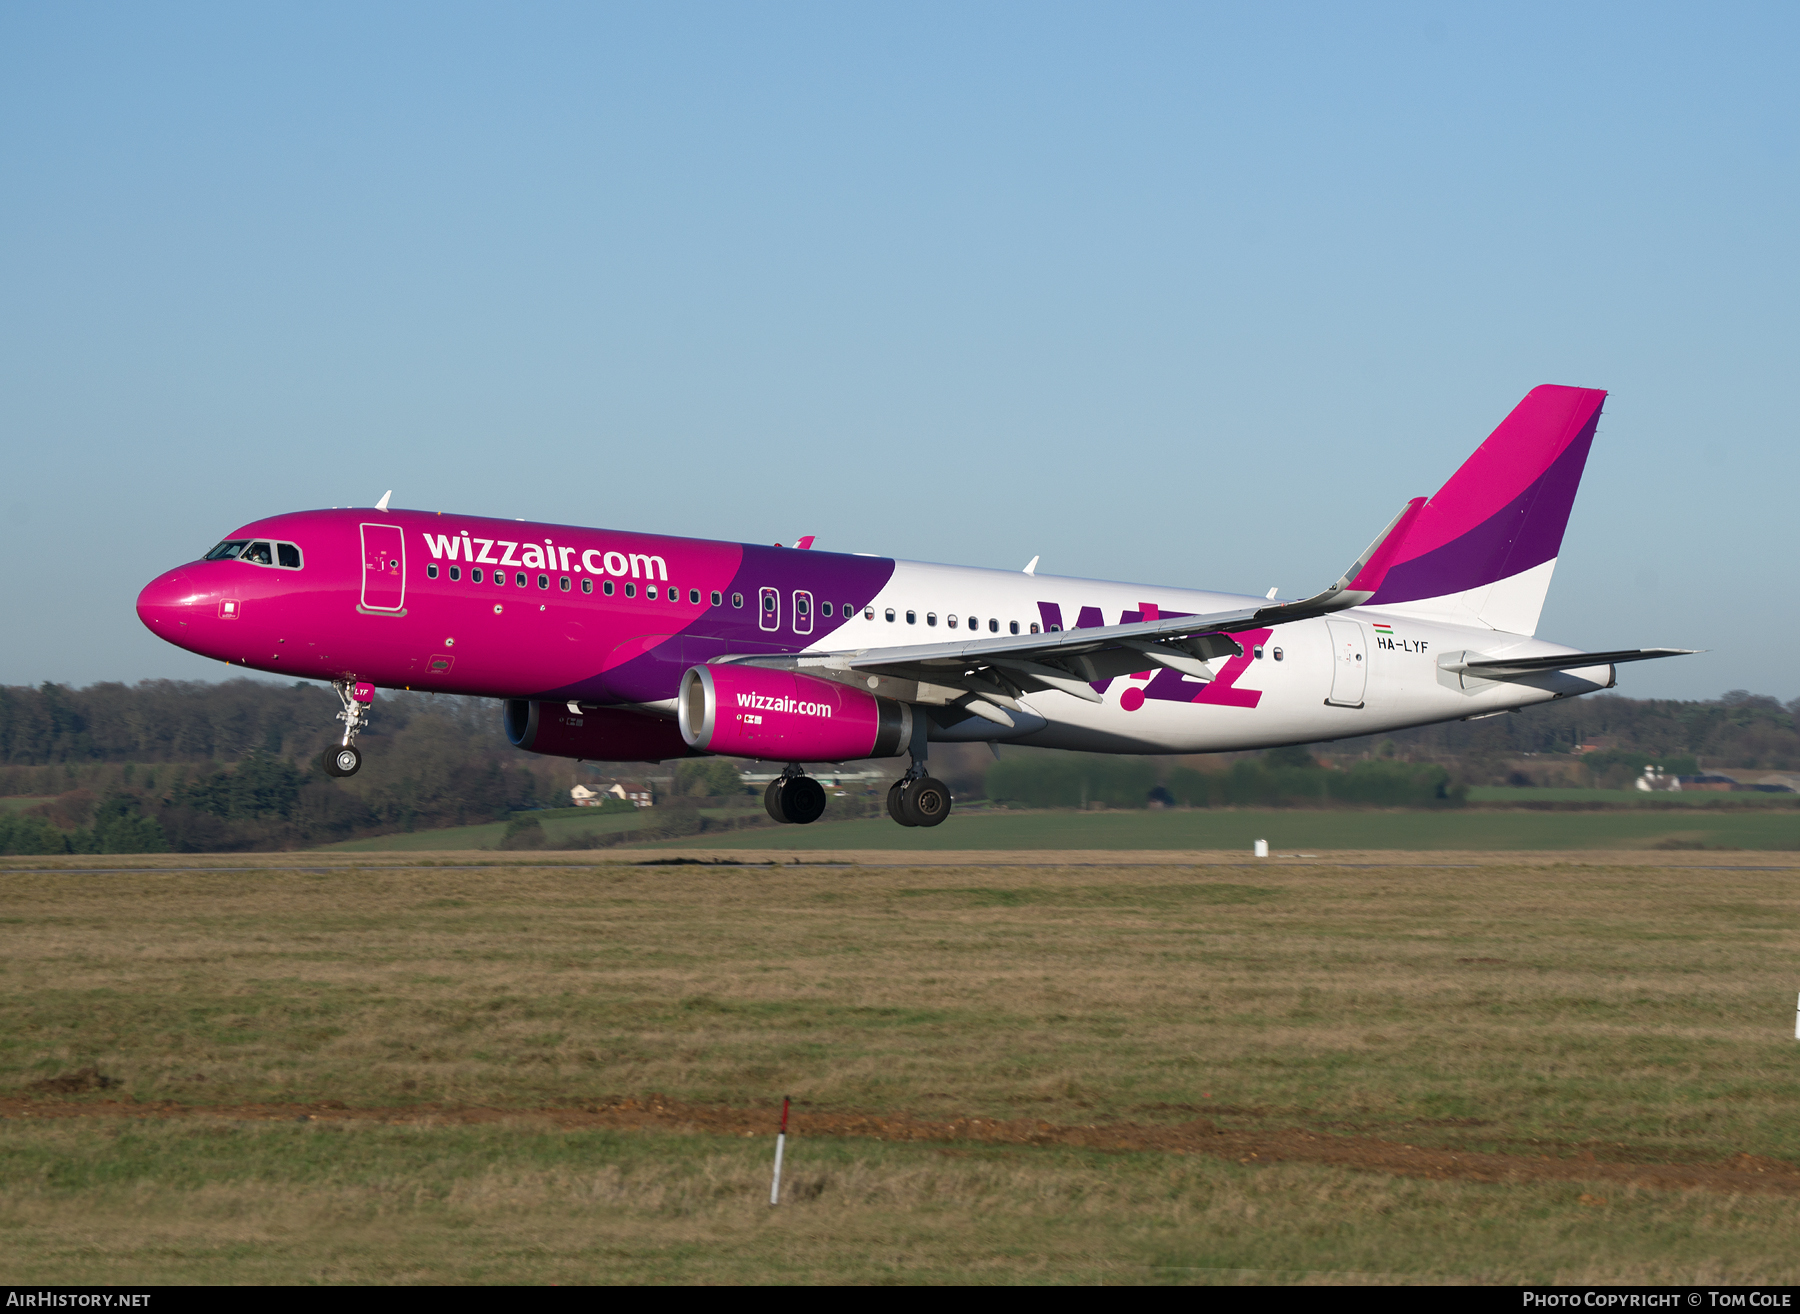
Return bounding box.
[209,538,303,569]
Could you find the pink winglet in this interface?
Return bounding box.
[352,681,375,703]
[1347,497,1427,593]
[795,536,815,550]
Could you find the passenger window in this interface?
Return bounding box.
[538,574,549,590]
[495,570,506,586]
[968,616,977,630]
[515,572,527,587]
[1272,647,1284,661]
[625,583,636,598]
[1253,645,1265,659]
[472,567,483,583]
[1010,621,1019,635]
[988,619,998,633]
[926,612,936,627]
[1049,624,1061,632]
[732,592,743,608]
[797,595,810,615]
[711,590,722,606]
[426,564,439,579]
[242,541,273,565]
[844,603,854,618]
[449,566,460,581]
[204,540,248,561]
[647,585,658,600]
[822,601,833,618]
[559,577,571,592]
[906,610,916,624]
[689,588,700,604]
[885,609,895,623]
[604,580,615,596]
[864,607,874,620]
[1029,623,1039,634]
[948,615,958,629]
[762,592,775,612]
[582,579,593,595]
[277,543,301,569]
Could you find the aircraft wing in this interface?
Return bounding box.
[721,500,1427,726]
[1440,648,1699,679]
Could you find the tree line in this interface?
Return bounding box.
[0,677,1793,852]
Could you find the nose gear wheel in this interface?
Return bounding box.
[321,745,363,778]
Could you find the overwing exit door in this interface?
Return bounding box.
[360,523,406,612]
[1324,619,1367,708]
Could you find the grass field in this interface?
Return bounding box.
[658,806,1800,851]
[1467,787,1798,806]
[320,804,759,852]
[322,802,1800,854]
[3,852,1800,1283]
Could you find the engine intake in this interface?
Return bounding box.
[679,664,910,761]
[504,700,693,761]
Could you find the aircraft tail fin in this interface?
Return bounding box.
[1365,385,1606,636]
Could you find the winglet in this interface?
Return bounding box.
[1253,497,1426,627]
[1023,555,1039,576]
[796,536,815,550]
[376,490,393,512]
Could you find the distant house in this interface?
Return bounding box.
[603,780,656,808]
[570,785,603,807]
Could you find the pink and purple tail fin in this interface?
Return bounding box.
[1360,385,1606,636]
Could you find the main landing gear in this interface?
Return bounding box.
[887,713,951,828]
[320,678,372,778]
[765,767,828,825]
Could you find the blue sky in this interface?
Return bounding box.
[2,3,1795,699]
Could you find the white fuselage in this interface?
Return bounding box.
[824,559,1606,753]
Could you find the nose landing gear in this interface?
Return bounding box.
[320,679,373,778]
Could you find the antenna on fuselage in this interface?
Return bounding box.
[375,490,393,512]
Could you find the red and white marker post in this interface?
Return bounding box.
[769,1095,790,1205]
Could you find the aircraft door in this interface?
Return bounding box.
[360,523,406,612]
[793,590,813,636]
[1324,619,1367,708]
[758,587,780,632]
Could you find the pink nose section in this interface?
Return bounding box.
[136,569,193,633]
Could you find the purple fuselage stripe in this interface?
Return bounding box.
[584,546,895,704]
[1369,419,1596,605]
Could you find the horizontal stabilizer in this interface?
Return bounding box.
[1442,648,1698,679]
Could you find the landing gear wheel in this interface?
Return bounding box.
[780,776,827,825]
[887,781,919,827]
[322,745,362,778]
[907,776,952,827]
[765,779,789,823]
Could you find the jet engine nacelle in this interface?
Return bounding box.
[504,700,694,761]
[679,664,911,761]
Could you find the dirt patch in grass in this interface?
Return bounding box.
[9,1093,1797,1199]
[26,1068,120,1095]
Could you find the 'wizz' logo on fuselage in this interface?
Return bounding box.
[422,532,667,580]
[1036,602,1266,711]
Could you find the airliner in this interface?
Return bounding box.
[136,386,1691,827]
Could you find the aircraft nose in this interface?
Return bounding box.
[136,569,195,634]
